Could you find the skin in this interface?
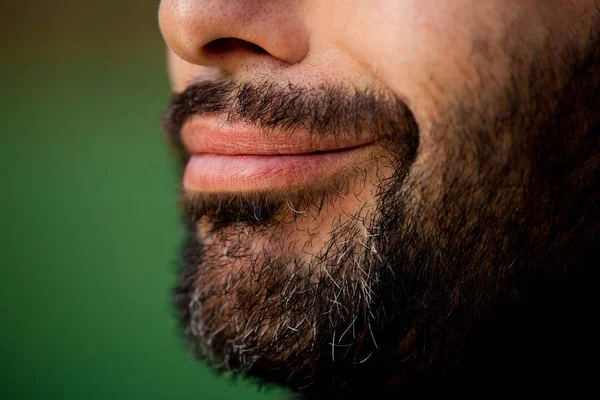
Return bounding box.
[158,0,600,396]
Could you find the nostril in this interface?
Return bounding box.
[203,38,269,57]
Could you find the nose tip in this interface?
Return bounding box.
[159,0,309,68]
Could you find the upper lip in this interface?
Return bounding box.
[181,115,377,156]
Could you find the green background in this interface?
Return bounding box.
[1,2,285,399]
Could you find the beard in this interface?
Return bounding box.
[164,27,600,395]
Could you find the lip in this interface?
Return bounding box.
[181,115,377,192]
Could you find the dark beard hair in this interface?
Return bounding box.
[164,24,600,396]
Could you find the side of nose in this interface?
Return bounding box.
[159,0,309,68]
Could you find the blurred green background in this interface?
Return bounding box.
[1,2,284,399]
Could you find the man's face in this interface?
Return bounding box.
[159,0,600,394]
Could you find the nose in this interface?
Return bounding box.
[159,0,309,69]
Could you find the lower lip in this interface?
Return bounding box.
[183,145,374,193]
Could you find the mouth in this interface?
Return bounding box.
[181,115,378,193]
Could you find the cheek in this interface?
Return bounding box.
[330,0,516,125]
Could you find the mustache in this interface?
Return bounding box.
[162,78,418,159]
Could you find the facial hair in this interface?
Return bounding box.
[163,24,600,396]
